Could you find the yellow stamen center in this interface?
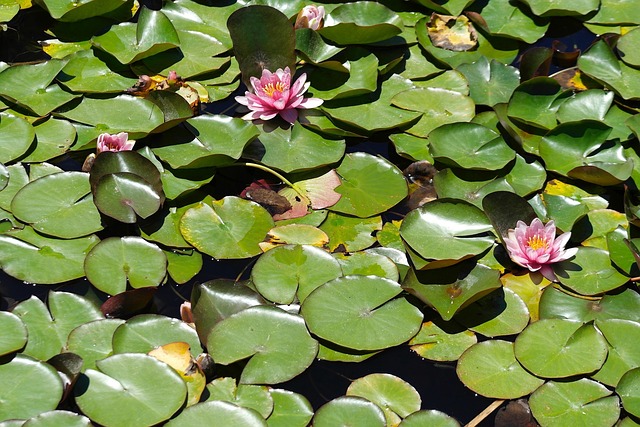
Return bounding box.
[262,82,286,98]
[527,235,549,251]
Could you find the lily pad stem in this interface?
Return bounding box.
[235,162,307,200]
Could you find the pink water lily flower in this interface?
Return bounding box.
[96,132,135,153]
[235,67,323,124]
[504,218,578,281]
[295,5,325,30]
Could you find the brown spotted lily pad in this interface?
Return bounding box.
[428,14,478,52]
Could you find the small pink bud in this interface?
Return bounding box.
[96,132,135,153]
[294,5,325,31]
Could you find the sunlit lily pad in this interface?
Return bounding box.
[457,288,530,337]
[58,49,137,93]
[35,0,127,21]
[400,200,494,263]
[203,377,272,418]
[267,389,314,427]
[319,2,402,45]
[166,401,267,426]
[456,57,520,106]
[0,112,35,164]
[456,340,544,398]
[409,320,477,362]
[0,311,27,356]
[12,292,103,361]
[0,355,64,420]
[75,353,187,427]
[555,247,629,295]
[301,275,423,351]
[515,318,608,378]
[319,211,382,252]
[470,0,549,43]
[180,196,274,259]
[207,305,318,384]
[21,410,93,427]
[11,172,102,239]
[400,410,460,427]
[346,373,421,425]
[618,368,640,418]
[330,152,407,218]
[251,244,342,304]
[0,226,99,284]
[519,0,599,16]
[333,251,399,282]
[112,313,202,355]
[312,396,386,427]
[402,264,502,321]
[591,319,640,387]
[507,77,568,130]
[84,236,167,295]
[91,8,180,64]
[66,319,125,371]
[529,379,620,426]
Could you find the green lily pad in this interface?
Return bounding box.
[402,263,502,321]
[428,122,515,170]
[20,118,76,164]
[400,200,494,263]
[22,410,92,427]
[66,319,125,372]
[227,5,296,84]
[519,0,599,16]
[0,311,27,356]
[0,112,35,164]
[529,379,620,426]
[58,49,137,93]
[35,0,127,21]
[165,401,267,427]
[319,212,382,252]
[456,57,520,106]
[11,172,103,239]
[540,287,640,323]
[618,367,640,418]
[301,275,423,351]
[323,75,422,134]
[391,87,475,138]
[12,292,103,361]
[578,40,640,101]
[514,319,608,378]
[204,377,273,418]
[267,389,314,427]
[0,226,99,285]
[319,2,402,45]
[507,77,568,130]
[251,244,342,304]
[471,0,549,43]
[91,8,180,64]
[165,249,203,284]
[540,121,632,185]
[180,196,274,259]
[0,355,64,420]
[190,279,267,347]
[307,54,378,101]
[295,28,343,64]
[153,115,259,169]
[207,305,318,384]
[56,95,164,137]
[247,123,345,174]
[330,152,407,218]
[333,251,399,282]
[74,353,187,427]
[617,28,640,68]
[556,89,614,123]
[591,319,640,386]
[0,59,79,116]
[112,313,202,355]
[409,320,477,362]
[457,288,530,337]
[84,236,167,295]
[346,373,421,424]
[555,247,629,295]
[456,340,545,398]
[400,410,460,427]
[312,396,386,427]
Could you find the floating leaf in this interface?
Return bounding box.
[251,244,342,304]
[555,247,629,295]
[319,211,382,252]
[0,311,27,356]
[529,379,620,426]
[180,197,274,259]
[74,353,187,427]
[312,396,386,427]
[457,340,544,398]
[0,355,64,421]
[207,305,318,384]
[66,319,125,372]
[518,0,599,17]
[319,2,402,45]
[409,320,477,362]
[35,0,127,21]
[165,401,267,427]
[267,389,314,427]
[591,319,640,387]
[514,319,608,378]
[84,237,167,295]
[301,275,423,351]
[618,368,640,418]
[0,112,35,164]
[456,57,520,106]
[427,14,477,51]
